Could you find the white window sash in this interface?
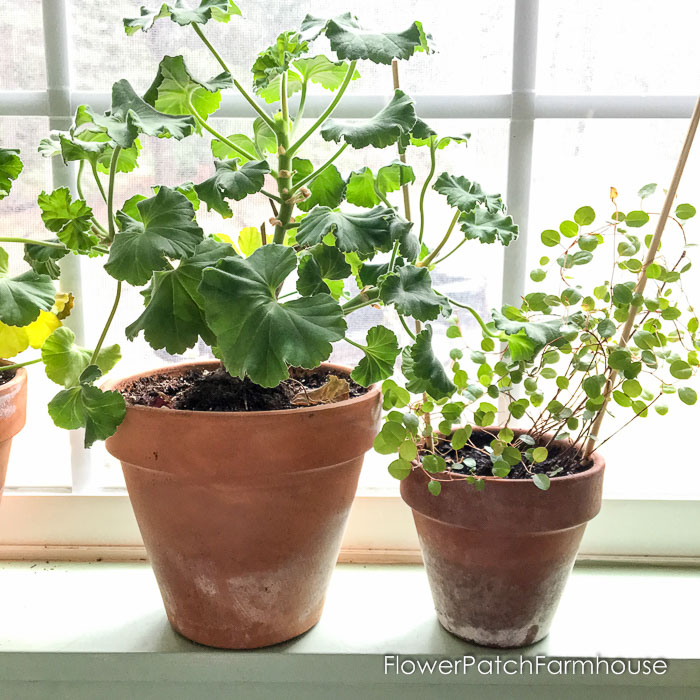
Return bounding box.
[0,0,698,558]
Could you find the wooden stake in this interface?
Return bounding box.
[391,59,412,222]
[584,95,700,458]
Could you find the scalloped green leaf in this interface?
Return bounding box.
[194,159,271,218]
[351,326,400,386]
[0,248,56,327]
[105,186,204,286]
[346,167,380,208]
[38,188,98,254]
[326,16,425,64]
[321,89,416,149]
[459,208,519,246]
[211,133,259,162]
[0,148,23,199]
[378,266,446,321]
[42,327,121,388]
[125,237,235,354]
[296,205,393,255]
[492,309,565,346]
[434,173,502,214]
[296,242,352,297]
[144,55,232,129]
[124,1,240,34]
[297,164,346,212]
[376,160,415,195]
[23,239,69,280]
[48,377,126,448]
[252,30,309,93]
[198,244,347,387]
[80,79,196,149]
[402,326,455,400]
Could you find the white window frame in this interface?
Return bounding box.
[0,0,699,562]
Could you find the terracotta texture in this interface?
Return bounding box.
[0,364,27,502]
[105,360,381,649]
[401,428,605,648]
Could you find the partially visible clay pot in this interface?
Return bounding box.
[0,363,27,502]
[105,360,381,649]
[401,427,605,648]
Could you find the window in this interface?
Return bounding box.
[1,0,698,557]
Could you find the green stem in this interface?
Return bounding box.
[90,161,108,204]
[281,71,289,126]
[76,160,86,201]
[342,287,380,314]
[288,60,357,157]
[291,80,308,139]
[418,210,460,268]
[273,102,294,245]
[0,358,42,372]
[191,23,275,129]
[398,314,417,340]
[106,146,121,242]
[0,237,66,250]
[446,297,499,338]
[90,280,122,364]
[261,189,283,204]
[388,240,400,271]
[419,137,437,245]
[188,98,257,161]
[375,185,394,209]
[344,337,365,351]
[432,237,467,266]
[292,143,348,192]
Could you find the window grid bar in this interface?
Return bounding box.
[4,91,696,120]
[41,0,93,494]
[502,0,539,307]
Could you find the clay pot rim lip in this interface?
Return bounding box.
[102,359,380,417]
[421,425,605,486]
[0,360,27,396]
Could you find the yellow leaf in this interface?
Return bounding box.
[25,312,61,349]
[610,186,618,202]
[0,312,62,358]
[0,323,30,358]
[238,227,265,256]
[53,292,75,320]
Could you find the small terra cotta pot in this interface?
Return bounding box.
[0,363,27,502]
[400,427,605,648]
[105,360,381,649]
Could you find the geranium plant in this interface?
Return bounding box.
[0,148,75,374]
[375,185,699,493]
[34,2,520,446]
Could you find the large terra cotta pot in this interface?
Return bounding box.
[0,364,27,502]
[400,427,605,648]
[105,360,381,649]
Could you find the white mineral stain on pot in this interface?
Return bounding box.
[0,383,20,419]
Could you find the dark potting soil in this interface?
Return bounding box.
[120,364,369,412]
[437,430,593,480]
[0,369,16,387]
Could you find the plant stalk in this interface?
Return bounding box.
[287,61,357,157]
[0,237,66,250]
[417,210,460,267]
[90,280,122,364]
[391,60,412,221]
[419,137,437,244]
[584,94,700,458]
[106,145,121,243]
[0,358,42,372]
[292,143,348,193]
[273,72,294,244]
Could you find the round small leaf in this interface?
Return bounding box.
[532,446,548,463]
[533,473,550,490]
[574,206,595,226]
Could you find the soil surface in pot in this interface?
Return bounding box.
[435,430,593,479]
[0,369,16,387]
[121,364,369,412]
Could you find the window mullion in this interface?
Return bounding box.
[502,0,539,307]
[41,0,93,494]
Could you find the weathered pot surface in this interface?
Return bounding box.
[401,427,605,648]
[0,363,27,501]
[105,360,381,649]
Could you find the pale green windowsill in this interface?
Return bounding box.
[0,561,698,699]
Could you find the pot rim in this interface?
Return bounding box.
[102,359,381,418]
[0,360,27,396]
[421,426,605,486]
